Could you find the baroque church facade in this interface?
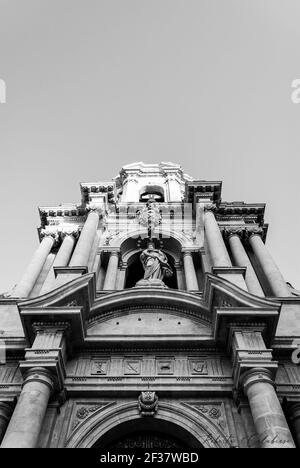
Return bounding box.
[0,161,300,448]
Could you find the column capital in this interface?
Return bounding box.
[109,250,120,258]
[244,227,264,243]
[223,227,245,241]
[242,367,275,393]
[86,203,105,216]
[182,250,193,257]
[40,229,59,247]
[21,323,70,393]
[32,321,70,336]
[230,329,277,389]
[22,367,56,394]
[174,261,183,269]
[119,260,128,271]
[60,227,80,240]
[204,203,217,212]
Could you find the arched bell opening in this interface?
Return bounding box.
[91,417,202,449]
[139,185,165,202]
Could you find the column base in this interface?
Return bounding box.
[212,266,247,290]
[54,266,88,277]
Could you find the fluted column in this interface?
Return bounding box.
[242,368,295,448]
[103,252,119,290]
[288,403,300,448]
[14,233,56,298]
[249,232,291,297]
[0,403,13,444]
[204,208,232,267]
[183,252,199,291]
[228,231,264,296]
[1,368,54,448]
[69,209,99,267]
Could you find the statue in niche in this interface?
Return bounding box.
[136,241,173,288]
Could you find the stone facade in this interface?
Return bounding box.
[0,161,300,448]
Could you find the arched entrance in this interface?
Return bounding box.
[66,401,232,448]
[92,418,200,449]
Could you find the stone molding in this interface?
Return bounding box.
[66,400,232,448]
[229,329,278,390]
[21,366,56,394]
[241,367,275,393]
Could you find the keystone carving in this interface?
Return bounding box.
[138,391,158,416]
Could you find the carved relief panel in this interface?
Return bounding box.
[67,353,230,380]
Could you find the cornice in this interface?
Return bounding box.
[12,271,283,354]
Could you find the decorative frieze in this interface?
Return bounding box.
[70,355,226,379]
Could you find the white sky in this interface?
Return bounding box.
[0,0,299,292]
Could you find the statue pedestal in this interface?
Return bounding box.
[135,279,168,288]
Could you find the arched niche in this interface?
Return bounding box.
[120,236,182,290]
[124,249,177,289]
[66,401,231,448]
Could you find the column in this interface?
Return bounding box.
[0,403,13,444]
[55,233,76,266]
[249,232,291,297]
[165,173,182,202]
[237,400,260,448]
[103,252,119,290]
[123,174,139,202]
[204,209,232,267]
[183,252,199,291]
[242,368,295,448]
[116,261,127,290]
[228,232,264,296]
[175,262,185,290]
[40,232,76,294]
[69,210,99,267]
[1,368,54,448]
[14,234,56,298]
[288,403,300,448]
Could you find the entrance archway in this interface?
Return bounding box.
[92,418,200,449]
[66,401,232,448]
